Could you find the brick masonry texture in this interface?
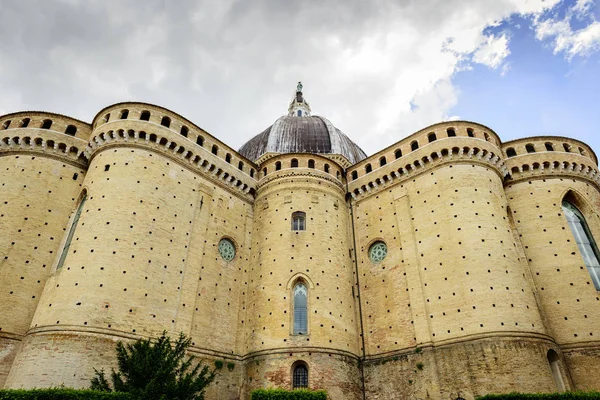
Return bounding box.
[1,104,599,399]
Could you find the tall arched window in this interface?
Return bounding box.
[395,149,402,159]
[526,144,536,153]
[379,156,386,167]
[428,132,437,142]
[466,128,474,137]
[140,111,151,121]
[161,116,171,128]
[196,136,204,147]
[446,128,456,137]
[120,109,129,119]
[180,126,189,137]
[212,145,218,155]
[291,159,298,168]
[293,282,308,334]
[275,161,282,171]
[41,119,52,129]
[292,211,306,231]
[56,193,87,270]
[506,148,517,157]
[65,125,77,136]
[292,362,308,389]
[365,164,372,173]
[411,140,419,151]
[545,142,554,151]
[308,159,315,169]
[351,171,358,180]
[562,200,600,290]
[547,350,566,392]
[20,118,30,128]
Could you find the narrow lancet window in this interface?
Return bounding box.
[293,363,308,389]
[293,282,308,334]
[56,194,87,270]
[562,200,600,290]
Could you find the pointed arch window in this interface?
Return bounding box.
[562,200,600,290]
[293,282,308,334]
[57,194,87,270]
[292,362,308,389]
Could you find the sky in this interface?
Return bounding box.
[0,0,599,156]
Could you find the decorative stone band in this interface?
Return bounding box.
[86,128,257,200]
[505,155,600,189]
[0,128,89,168]
[348,139,508,200]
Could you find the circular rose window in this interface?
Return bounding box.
[369,241,387,263]
[218,238,236,262]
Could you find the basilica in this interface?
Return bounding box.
[0,84,599,399]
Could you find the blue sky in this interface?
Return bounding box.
[0,0,599,156]
[452,8,600,150]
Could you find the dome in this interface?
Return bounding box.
[239,82,367,165]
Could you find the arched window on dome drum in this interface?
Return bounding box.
[562,200,600,290]
[292,211,306,231]
[180,126,189,137]
[308,159,315,169]
[196,136,204,147]
[428,132,437,143]
[225,153,232,163]
[365,164,372,173]
[526,144,536,153]
[446,128,456,137]
[351,171,358,180]
[563,143,570,152]
[324,164,330,173]
[65,125,77,136]
[263,168,267,176]
[292,363,308,389]
[506,148,517,157]
[395,149,402,159]
[20,118,30,128]
[238,161,244,171]
[467,128,474,137]
[212,145,218,155]
[411,140,418,151]
[293,282,308,334]
[2,120,11,130]
[545,142,554,151]
[41,119,52,130]
[120,109,129,119]
[140,111,151,121]
[291,159,298,168]
[379,157,386,167]
[56,193,87,270]
[276,161,282,171]
[161,116,171,128]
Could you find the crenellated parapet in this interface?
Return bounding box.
[0,111,91,167]
[503,137,600,188]
[348,136,507,200]
[87,103,259,199]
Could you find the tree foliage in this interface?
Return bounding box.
[90,332,215,400]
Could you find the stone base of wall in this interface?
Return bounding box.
[0,335,22,388]
[563,343,600,391]
[243,350,361,400]
[4,330,243,400]
[364,336,563,400]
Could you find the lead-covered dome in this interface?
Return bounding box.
[239,83,367,165]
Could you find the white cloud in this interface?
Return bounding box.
[0,0,597,156]
[472,34,511,69]
[534,0,600,59]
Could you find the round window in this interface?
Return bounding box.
[369,241,387,263]
[218,238,236,261]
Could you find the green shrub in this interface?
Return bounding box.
[214,360,224,369]
[0,388,133,399]
[251,388,327,400]
[476,391,600,400]
[227,362,235,371]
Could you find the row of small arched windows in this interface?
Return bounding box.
[506,142,587,157]
[352,127,490,179]
[1,118,78,136]
[101,109,256,178]
[262,159,338,179]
